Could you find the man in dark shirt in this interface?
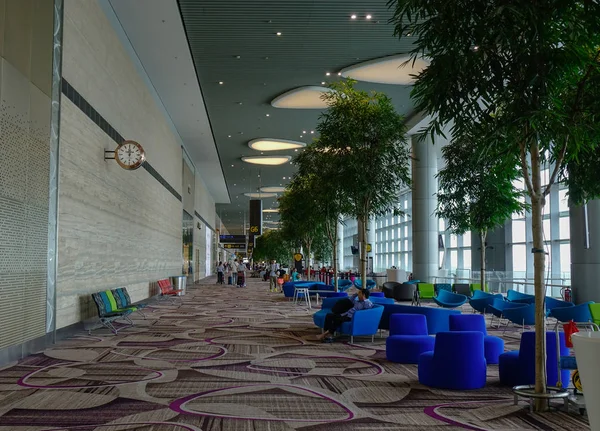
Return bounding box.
[316,289,373,343]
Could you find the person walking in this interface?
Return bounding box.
[269,260,279,292]
[216,261,224,284]
[232,259,239,285]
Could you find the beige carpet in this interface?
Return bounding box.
[0,277,590,430]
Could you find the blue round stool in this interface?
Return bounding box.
[369,292,384,298]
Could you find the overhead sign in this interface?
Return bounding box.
[223,243,246,249]
[249,200,262,235]
[294,253,303,262]
[247,243,254,255]
[220,234,246,243]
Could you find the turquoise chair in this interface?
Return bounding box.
[354,279,376,290]
[503,303,537,332]
[549,301,594,323]
[487,298,526,327]
[434,289,468,308]
[545,296,573,317]
[506,289,536,304]
[469,291,503,314]
[333,279,353,291]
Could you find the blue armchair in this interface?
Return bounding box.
[549,301,594,323]
[354,279,376,290]
[338,305,384,343]
[418,331,487,390]
[370,296,394,305]
[499,331,569,387]
[386,314,435,363]
[487,298,526,327]
[449,314,504,364]
[469,291,503,314]
[379,303,461,334]
[544,296,573,317]
[503,303,537,330]
[333,279,354,291]
[506,289,536,304]
[433,289,468,308]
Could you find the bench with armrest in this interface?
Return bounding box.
[157,279,184,303]
[91,290,136,334]
[112,287,148,318]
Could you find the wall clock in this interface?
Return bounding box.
[112,140,146,170]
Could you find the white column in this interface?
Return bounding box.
[336,220,344,271]
[411,134,440,283]
[570,200,600,303]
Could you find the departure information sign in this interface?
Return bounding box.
[223,243,246,249]
[219,235,246,243]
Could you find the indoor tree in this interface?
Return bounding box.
[293,143,351,291]
[390,0,600,408]
[278,176,328,280]
[317,80,411,291]
[436,124,528,292]
[253,229,293,265]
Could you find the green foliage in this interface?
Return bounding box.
[389,0,600,203]
[317,80,411,220]
[436,123,528,237]
[252,230,292,264]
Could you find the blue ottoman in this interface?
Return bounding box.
[484,336,505,364]
[386,335,435,363]
[370,292,385,298]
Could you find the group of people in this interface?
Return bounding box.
[215,259,248,288]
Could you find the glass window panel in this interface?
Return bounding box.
[450,234,458,248]
[450,250,458,271]
[541,169,549,186]
[439,219,445,232]
[463,250,472,270]
[404,239,408,251]
[463,231,471,247]
[512,220,526,243]
[559,217,570,240]
[513,245,527,272]
[559,189,569,212]
[404,226,408,237]
[560,243,571,275]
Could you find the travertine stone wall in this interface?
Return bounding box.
[0,0,53,350]
[56,0,183,328]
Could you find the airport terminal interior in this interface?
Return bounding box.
[1,0,600,430]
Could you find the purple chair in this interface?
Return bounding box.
[449,314,504,364]
[386,314,435,364]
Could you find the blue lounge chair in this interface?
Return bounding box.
[549,301,595,323]
[469,291,503,314]
[333,279,353,291]
[354,279,376,290]
[433,289,468,308]
[503,303,537,332]
[545,296,573,317]
[506,289,536,304]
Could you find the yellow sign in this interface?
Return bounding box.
[294,253,303,262]
[366,243,372,253]
[249,226,259,233]
[572,370,583,392]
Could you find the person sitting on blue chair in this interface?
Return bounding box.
[316,289,373,343]
[291,268,300,282]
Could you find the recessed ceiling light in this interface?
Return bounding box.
[366,14,372,19]
[241,156,292,166]
[248,138,306,151]
[294,149,298,152]
[276,32,282,36]
[326,72,331,76]
[219,81,224,84]
[303,130,306,134]
[266,114,270,117]
[244,192,277,198]
[228,135,231,138]
[231,164,234,167]
[310,130,314,134]
[406,33,412,37]
[260,186,286,193]
[338,72,342,76]
[351,14,357,19]
[471,45,480,52]
[234,183,236,186]
[321,81,326,85]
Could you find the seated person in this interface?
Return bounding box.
[316,289,373,343]
[291,268,300,282]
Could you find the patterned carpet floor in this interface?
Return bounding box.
[0,277,590,430]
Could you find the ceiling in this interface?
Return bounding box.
[178,0,419,233]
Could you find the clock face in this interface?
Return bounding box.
[115,140,145,170]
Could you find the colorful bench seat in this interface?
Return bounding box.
[91,290,136,334]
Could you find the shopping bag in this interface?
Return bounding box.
[563,320,579,348]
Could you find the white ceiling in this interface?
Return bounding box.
[107,0,229,203]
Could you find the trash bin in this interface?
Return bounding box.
[171,275,187,296]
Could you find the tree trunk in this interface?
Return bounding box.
[306,242,311,281]
[480,231,487,293]
[530,145,548,411]
[358,216,368,291]
[333,222,339,292]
